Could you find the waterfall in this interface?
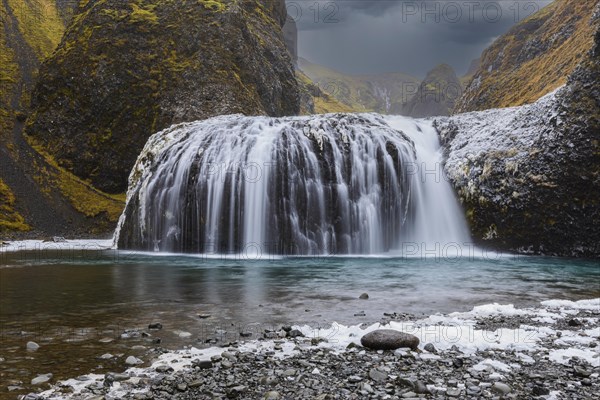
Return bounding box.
[114,113,469,255]
[385,116,471,254]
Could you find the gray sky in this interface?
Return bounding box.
[290,0,553,77]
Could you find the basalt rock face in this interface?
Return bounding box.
[27,0,300,193]
[436,5,600,257]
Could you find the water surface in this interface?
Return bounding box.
[0,249,598,398]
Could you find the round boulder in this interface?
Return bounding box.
[360,329,419,351]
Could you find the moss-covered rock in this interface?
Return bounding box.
[27,0,300,193]
[456,0,597,113]
[0,179,31,232]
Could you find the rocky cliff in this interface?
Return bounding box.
[437,2,600,256]
[1,0,126,236]
[401,64,462,118]
[27,0,300,194]
[456,0,597,113]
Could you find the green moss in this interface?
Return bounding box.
[199,0,227,12]
[28,139,125,221]
[0,179,31,232]
[130,2,159,24]
[6,0,65,59]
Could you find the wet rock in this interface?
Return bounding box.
[31,373,52,385]
[125,356,143,365]
[359,293,369,300]
[155,365,174,373]
[424,343,437,353]
[105,372,129,382]
[360,329,419,350]
[193,360,213,369]
[568,318,583,327]
[288,329,304,338]
[148,323,163,330]
[198,314,211,319]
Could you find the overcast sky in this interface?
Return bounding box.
[290,0,553,77]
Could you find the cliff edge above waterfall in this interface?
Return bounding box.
[436,2,600,256]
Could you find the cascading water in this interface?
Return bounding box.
[114,113,470,255]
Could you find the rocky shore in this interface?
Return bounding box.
[18,299,599,400]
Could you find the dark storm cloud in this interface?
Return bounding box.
[291,0,553,76]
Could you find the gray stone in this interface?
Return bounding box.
[414,380,430,394]
[105,372,129,382]
[368,368,387,382]
[155,365,174,373]
[288,329,304,338]
[31,374,52,385]
[492,382,512,395]
[264,391,281,399]
[360,329,419,351]
[424,343,437,353]
[125,356,143,365]
[195,360,213,369]
[359,293,369,299]
[26,341,40,351]
[177,383,187,391]
[532,386,550,395]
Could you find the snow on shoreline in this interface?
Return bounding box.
[0,239,114,253]
[37,298,599,399]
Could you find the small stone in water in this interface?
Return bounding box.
[148,323,162,330]
[31,373,52,385]
[125,356,143,365]
[198,314,211,319]
[359,293,369,299]
[26,341,40,351]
